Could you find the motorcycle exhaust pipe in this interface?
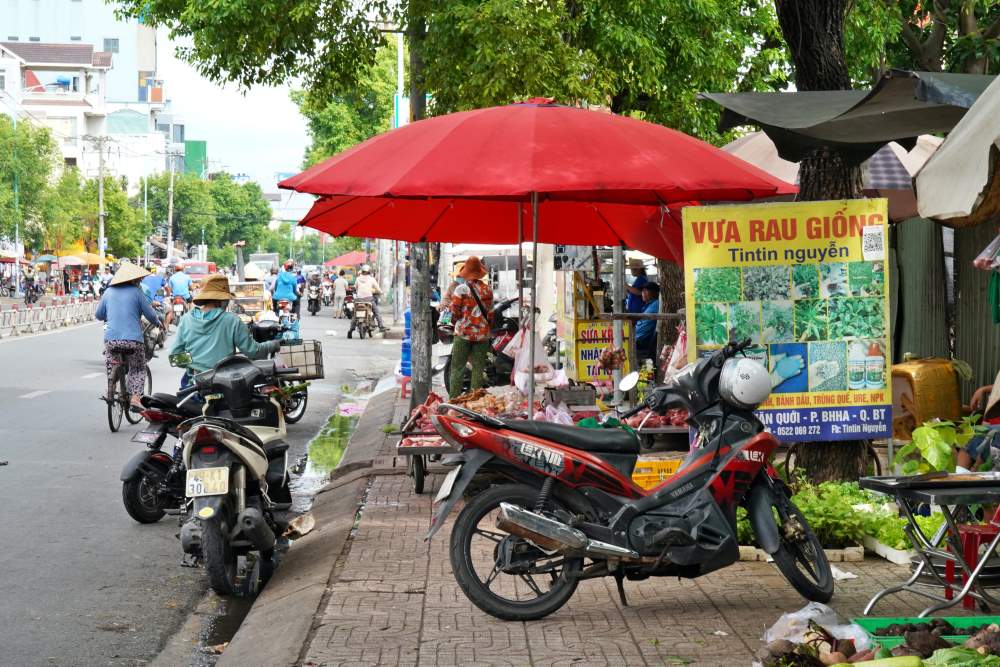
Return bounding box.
[238,507,276,552]
[496,502,641,561]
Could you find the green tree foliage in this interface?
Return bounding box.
[0,115,59,243]
[256,222,361,266]
[886,0,1000,74]
[207,175,272,264]
[82,177,146,258]
[138,172,217,250]
[293,43,398,167]
[39,168,86,254]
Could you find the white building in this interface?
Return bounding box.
[0,40,110,173]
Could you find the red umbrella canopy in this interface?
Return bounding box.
[280,102,795,260]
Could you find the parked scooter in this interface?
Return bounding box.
[249,313,309,424]
[427,339,832,620]
[176,354,296,595]
[307,282,321,316]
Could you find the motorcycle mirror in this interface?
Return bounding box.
[619,371,640,393]
[169,352,193,368]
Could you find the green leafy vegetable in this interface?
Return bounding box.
[820,263,849,298]
[794,299,828,341]
[742,265,790,300]
[828,297,885,339]
[849,261,885,297]
[792,265,819,299]
[924,647,1000,666]
[894,415,987,475]
[694,267,741,302]
[762,300,794,343]
[695,303,728,345]
[729,301,761,344]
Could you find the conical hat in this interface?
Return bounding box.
[110,262,150,286]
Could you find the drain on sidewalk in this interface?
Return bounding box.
[290,408,360,511]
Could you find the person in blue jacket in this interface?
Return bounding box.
[272,260,300,314]
[96,263,163,410]
[635,282,660,361]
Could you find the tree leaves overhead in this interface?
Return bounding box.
[0,115,59,244]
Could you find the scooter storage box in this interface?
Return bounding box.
[279,340,324,380]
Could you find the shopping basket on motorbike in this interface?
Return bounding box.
[278,340,325,380]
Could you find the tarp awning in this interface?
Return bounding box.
[701,70,995,165]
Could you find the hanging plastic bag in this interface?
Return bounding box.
[513,329,554,393]
[502,327,527,359]
[974,233,1000,270]
[663,324,688,379]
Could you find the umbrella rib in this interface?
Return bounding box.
[327,198,395,238]
[590,204,626,247]
[417,200,454,242]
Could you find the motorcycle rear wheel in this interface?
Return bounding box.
[122,465,168,524]
[283,385,308,424]
[450,484,581,621]
[766,491,834,603]
[203,516,240,596]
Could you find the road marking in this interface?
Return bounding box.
[19,390,51,399]
[80,372,103,379]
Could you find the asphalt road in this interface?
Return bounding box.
[0,303,399,666]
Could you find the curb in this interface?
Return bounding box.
[217,389,403,667]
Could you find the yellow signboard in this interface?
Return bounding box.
[575,320,631,382]
[682,199,891,441]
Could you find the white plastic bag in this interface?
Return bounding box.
[663,324,688,379]
[502,327,527,359]
[762,602,871,651]
[513,329,554,393]
[542,402,574,425]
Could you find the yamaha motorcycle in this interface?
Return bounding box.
[427,339,832,620]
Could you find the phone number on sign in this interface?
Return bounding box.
[771,425,822,437]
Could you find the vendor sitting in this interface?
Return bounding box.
[957,379,1000,470]
[636,282,660,361]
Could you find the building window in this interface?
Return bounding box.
[173,125,185,143]
[6,36,17,41]
[103,38,119,53]
[0,73,5,91]
[70,36,81,41]
[64,157,77,167]
[29,36,40,42]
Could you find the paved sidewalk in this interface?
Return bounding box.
[222,392,969,667]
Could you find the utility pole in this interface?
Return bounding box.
[166,158,175,262]
[97,137,106,273]
[11,103,21,297]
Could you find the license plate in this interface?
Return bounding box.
[435,466,461,503]
[131,428,162,444]
[186,467,229,498]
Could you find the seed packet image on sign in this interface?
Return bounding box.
[808,341,847,392]
[695,302,728,346]
[828,297,884,339]
[741,265,790,300]
[820,263,849,298]
[693,267,741,302]
[848,261,884,297]
[762,300,794,343]
[794,299,828,342]
[791,264,820,299]
[729,301,762,344]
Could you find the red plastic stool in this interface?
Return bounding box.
[944,510,1000,610]
[399,375,411,399]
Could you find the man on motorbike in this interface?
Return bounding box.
[168,265,194,305]
[170,274,280,387]
[348,264,386,338]
[306,271,322,314]
[272,260,300,315]
[96,263,164,410]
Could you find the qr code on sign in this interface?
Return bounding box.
[862,225,885,261]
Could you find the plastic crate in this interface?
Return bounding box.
[279,340,324,380]
[631,459,681,490]
[853,616,1000,649]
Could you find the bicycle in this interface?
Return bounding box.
[104,348,153,432]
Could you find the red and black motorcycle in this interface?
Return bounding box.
[427,339,832,621]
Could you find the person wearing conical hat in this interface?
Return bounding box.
[448,256,493,398]
[170,274,281,388]
[96,263,164,410]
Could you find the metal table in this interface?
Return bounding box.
[861,474,1000,617]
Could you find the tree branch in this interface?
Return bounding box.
[984,14,1000,40]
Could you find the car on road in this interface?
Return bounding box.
[178,261,217,291]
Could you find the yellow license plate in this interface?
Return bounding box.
[186,467,229,497]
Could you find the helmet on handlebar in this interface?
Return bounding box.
[719,357,770,409]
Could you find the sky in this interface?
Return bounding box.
[157,32,310,191]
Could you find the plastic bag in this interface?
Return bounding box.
[543,402,574,425]
[663,324,688,379]
[762,602,871,651]
[974,233,1000,270]
[513,329,554,393]
[502,327,526,359]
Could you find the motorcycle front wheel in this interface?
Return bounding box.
[202,515,240,596]
[122,462,168,524]
[763,489,834,603]
[450,484,581,621]
[283,384,308,424]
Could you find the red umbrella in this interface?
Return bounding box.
[280,101,795,408]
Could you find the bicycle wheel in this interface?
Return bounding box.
[107,367,124,432]
[125,368,151,425]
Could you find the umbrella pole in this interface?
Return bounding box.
[528,193,539,420]
[517,204,524,308]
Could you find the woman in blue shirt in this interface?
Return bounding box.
[635,282,660,361]
[96,263,163,410]
[272,260,300,313]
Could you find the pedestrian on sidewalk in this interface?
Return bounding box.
[333,270,348,317]
[448,256,493,398]
[96,263,163,410]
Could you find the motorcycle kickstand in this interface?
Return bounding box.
[180,553,201,568]
[613,571,629,607]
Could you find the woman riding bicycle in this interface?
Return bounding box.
[171,274,280,388]
[96,263,163,411]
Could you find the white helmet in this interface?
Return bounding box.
[719,357,770,409]
[361,264,371,273]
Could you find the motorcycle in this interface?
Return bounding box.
[438,298,521,396]
[176,354,296,595]
[249,317,309,424]
[307,282,321,316]
[23,279,43,305]
[351,301,375,339]
[426,339,833,621]
[170,296,188,328]
[321,282,333,307]
[342,287,355,320]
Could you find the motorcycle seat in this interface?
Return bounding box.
[500,420,640,455]
[143,392,203,417]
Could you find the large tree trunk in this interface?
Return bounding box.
[655,259,684,380]
[775,0,867,480]
[408,11,432,408]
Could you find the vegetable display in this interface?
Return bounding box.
[695,302,728,345]
[694,267,741,302]
[743,265,791,300]
[849,261,885,297]
[795,299,828,341]
[828,298,885,339]
[730,301,762,344]
[763,300,795,343]
[792,265,820,299]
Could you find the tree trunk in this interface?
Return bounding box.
[408,11,432,408]
[655,259,684,380]
[775,0,866,481]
